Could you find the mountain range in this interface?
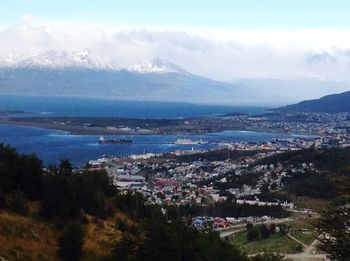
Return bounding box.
[0,50,188,74]
[1,50,350,106]
[0,50,248,104]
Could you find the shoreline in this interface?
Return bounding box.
[0,117,317,138]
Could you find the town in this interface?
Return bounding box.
[86,128,339,225]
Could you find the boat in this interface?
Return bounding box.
[174,138,208,145]
[98,136,132,144]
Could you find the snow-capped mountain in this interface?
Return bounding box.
[1,50,331,105]
[128,57,189,74]
[0,50,115,70]
[0,50,186,74]
[0,50,247,104]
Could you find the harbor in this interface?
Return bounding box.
[0,124,311,166]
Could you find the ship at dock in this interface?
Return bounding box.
[98,136,132,144]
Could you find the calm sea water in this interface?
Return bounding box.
[0,124,303,166]
[0,95,266,119]
[0,95,289,166]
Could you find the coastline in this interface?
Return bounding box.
[0,117,316,137]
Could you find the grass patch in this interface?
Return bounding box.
[290,231,316,246]
[284,219,315,230]
[284,219,317,246]
[82,214,123,259]
[232,230,302,255]
[0,210,58,260]
[0,210,127,261]
[293,196,330,213]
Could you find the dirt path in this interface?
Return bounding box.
[287,233,309,248]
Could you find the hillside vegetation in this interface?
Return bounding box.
[0,144,272,261]
[256,148,350,201]
[277,90,350,113]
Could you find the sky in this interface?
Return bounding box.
[2,0,350,29]
[1,0,350,82]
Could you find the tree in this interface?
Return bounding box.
[19,154,43,199]
[0,190,5,209]
[111,207,248,261]
[57,221,85,261]
[259,224,270,239]
[270,182,278,190]
[0,144,43,199]
[247,228,260,242]
[7,190,29,216]
[246,222,253,231]
[40,175,80,220]
[278,224,289,235]
[268,223,276,234]
[260,183,270,194]
[59,159,73,175]
[316,208,350,260]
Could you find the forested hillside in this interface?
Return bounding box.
[0,144,278,261]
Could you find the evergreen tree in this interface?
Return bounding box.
[259,224,270,239]
[247,228,260,242]
[316,208,350,260]
[59,159,73,175]
[57,221,85,261]
[7,190,29,216]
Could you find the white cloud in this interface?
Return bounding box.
[1,19,350,82]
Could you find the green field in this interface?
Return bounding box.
[232,231,302,254]
[285,219,317,245]
[284,219,315,230]
[290,231,316,246]
[293,196,330,213]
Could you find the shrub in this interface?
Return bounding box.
[259,224,270,239]
[268,223,276,234]
[295,243,303,252]
[116,217,128,232]
[6,190,29,216]
[247,228,260,241]
[57,221,85,261]
[278,224,289,235]
[0,190,5,208]
[246,222,253,230]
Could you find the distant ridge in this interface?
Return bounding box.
[277,91,350,113]
[0,67,246,104]
[0,50,243,104]
[0,50,188,74]
[3,50,349,106]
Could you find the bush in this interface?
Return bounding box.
[316,208,350,259]
[112,234,139,260]
[295,243,303,252]
[278,224,289,235]
[247,228,260,242]
[268,223,276,234]
[0,144,43,199]
[0,190,5,209]
[116,217,129,232]
[57,221,85,261]
[259,224,270,239]
[6,190,29,216]
[246,222,253,230]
